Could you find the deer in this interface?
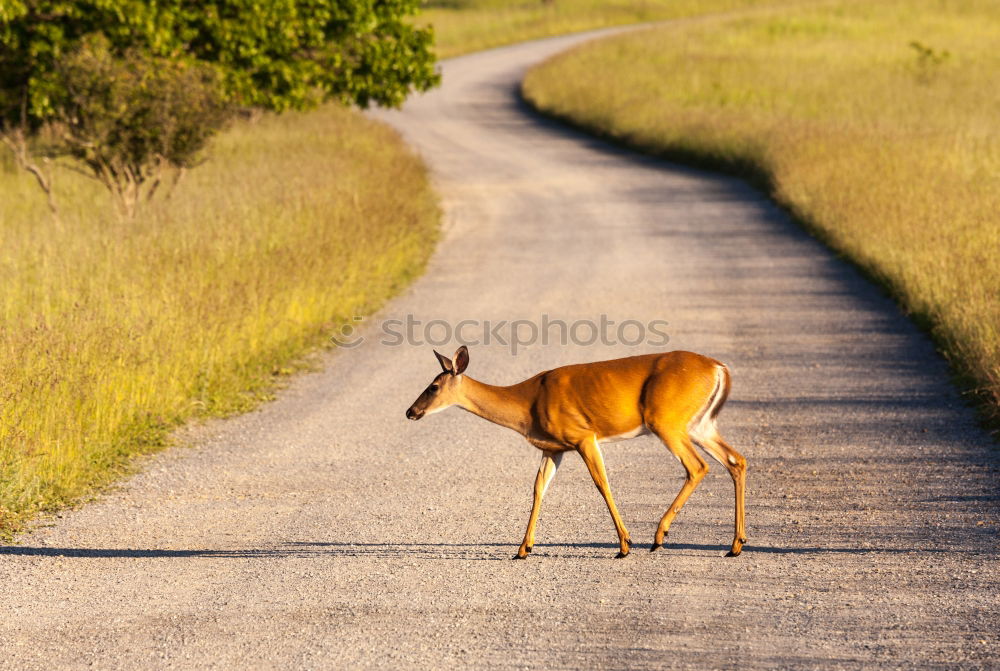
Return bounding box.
[405,346,747,559]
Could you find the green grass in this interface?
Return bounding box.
[522,0,1000,428]
[0,106,439,535]
[424,0,817,59]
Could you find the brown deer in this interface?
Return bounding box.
[406,346,746,559]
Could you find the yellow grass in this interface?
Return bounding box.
[523,0,1000,426]
[0,106,438,535]
[424,0,813,59]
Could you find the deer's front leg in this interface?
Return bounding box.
[515,450,563,559]
[578,435,631,558]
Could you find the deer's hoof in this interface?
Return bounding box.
[615,551,629,559]
[649,542,662,552]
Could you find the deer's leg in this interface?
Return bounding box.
[695,429,747,556]
[515,450,563,559]
[650,430,708,552]
[577,435,631,558]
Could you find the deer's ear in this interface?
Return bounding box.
[453,345,469,375]
[434,349,454,374]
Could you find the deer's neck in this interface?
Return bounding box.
[457,376,535,436]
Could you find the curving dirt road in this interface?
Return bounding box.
[2,30,998,669]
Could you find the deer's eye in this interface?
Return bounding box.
[429,384,439,392]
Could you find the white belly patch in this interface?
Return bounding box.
[598,425,650,444]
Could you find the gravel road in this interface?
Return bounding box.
[2,29,998,670]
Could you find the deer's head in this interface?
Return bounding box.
[406,346,469,420]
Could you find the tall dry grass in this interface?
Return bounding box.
[0,106,438,534]
[424,0,815,59]
[523,0,999,427]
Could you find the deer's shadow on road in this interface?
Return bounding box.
[0,540,981,561]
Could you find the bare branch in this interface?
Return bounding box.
[1,128,61,221]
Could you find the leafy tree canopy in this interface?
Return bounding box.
[0,0,440,131]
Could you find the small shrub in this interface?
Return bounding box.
[44,36,233,219]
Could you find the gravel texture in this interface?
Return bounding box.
[1,29,998,670]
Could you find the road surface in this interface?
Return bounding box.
[2,29,998,670]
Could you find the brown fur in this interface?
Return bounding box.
[406,347,747,558]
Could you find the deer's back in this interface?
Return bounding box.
[531,351,720,446]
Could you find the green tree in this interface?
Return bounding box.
[0,0,439,216]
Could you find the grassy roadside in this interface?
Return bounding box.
[522,0,1000,428]
[424,0,817,59]
[0,106,438,536]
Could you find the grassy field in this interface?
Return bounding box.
[0,106,438,535]
[523,0,1000,428]
[424,0,813,59]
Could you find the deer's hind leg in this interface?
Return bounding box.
[692,426,747,556]
[648,427,708,551]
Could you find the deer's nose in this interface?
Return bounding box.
[406,407,421,420]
